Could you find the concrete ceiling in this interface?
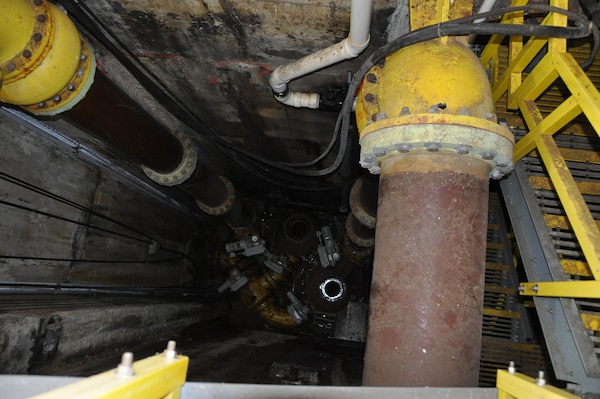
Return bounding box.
[57,0,405,209]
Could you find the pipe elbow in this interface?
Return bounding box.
[274,92,320,109]
[343,36,371,59]
[269,67,288,95]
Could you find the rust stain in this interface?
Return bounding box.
[216,60,273,84]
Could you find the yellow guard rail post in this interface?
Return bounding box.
[29,341,188,399]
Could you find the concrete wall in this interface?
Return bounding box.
[0,112,203,287]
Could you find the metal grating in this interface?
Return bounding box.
[479,191,550,386]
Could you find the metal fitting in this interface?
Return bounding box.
[164,340,177,360]
[425,142,442,152]
[217,268,249,293]
[455,144,473,154]
[225,235,266,257]
[320,277,346,302]
[116,352,135,377]
[286,291,310,324]
[536,371,546,386]
[263,251,287,274]
[316,226,340,267]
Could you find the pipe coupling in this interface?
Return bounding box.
[142,132,198,186]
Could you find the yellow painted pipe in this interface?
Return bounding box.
[0,0,95,116]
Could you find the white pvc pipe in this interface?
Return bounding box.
[269,0,373,108]
[349,0,372,47]
[473,0,497,23]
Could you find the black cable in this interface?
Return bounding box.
[0,171,156,241]
[580,23,599,69]
[0,171,197,261]
[0,255,184,264]
[0,199,152,244]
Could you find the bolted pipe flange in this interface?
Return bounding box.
[0,1,97,114]
[195,175,236,216]
[0,0,51,82]
[349,174,378,229]
[142,132,198,186]
[345,213,375,248]
[355,39,514,181]
[23,39,96,116]
[358,114,514,179]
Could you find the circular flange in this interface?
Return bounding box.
[142,132,199,187]
[0,0,51,82]
[195,175,236,216]
[25,39,96,116]
[359,114,514,179]
[349,175,378,229]
[345,213,375,248]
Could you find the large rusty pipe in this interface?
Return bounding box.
[362,152,490,386]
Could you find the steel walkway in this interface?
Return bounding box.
[481,0,600,393]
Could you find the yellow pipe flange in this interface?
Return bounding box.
[0,0,96,115]
[23,39,96,116]
[358,113,514,179]
[357,39,496,131]
[0,0,52,83]
[356,38,515,179]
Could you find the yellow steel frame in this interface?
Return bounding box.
[497,369,582,399]
[481,0,600,297]
[29,350,188,399]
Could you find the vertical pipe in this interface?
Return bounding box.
[349,0,373,46]
[362,152,490,386]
